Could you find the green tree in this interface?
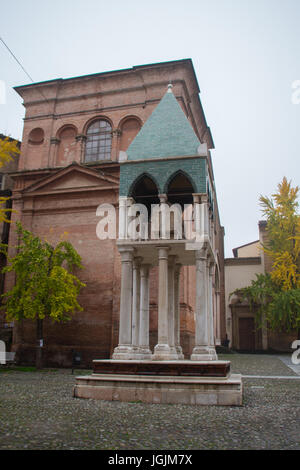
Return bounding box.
[234,177,300,336]
[0,136,20,222]
[1,222,86,368]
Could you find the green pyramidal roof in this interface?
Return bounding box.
[127,86,200,160]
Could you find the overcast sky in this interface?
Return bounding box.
[0,0,299,257]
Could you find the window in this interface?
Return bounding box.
[28,127,44,145]
[85,120,112,162]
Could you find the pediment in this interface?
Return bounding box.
[23,164,119,195]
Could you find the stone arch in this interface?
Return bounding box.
[84,117,113,162]
[83,115,113,135]
[56,124,78,139]
[129,173,160,213]
[165,170,196,206]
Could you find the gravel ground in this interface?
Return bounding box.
[218,353,299,376]
[0,354,299,450]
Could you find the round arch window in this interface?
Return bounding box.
[28,128,44,145]
[85,120,112,162]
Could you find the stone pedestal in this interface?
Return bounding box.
[74,360,243,406]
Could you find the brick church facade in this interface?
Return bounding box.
[6,59,226,367]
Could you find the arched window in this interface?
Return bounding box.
[85,120,112,162]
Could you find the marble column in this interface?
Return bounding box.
[191,249,217,361]
[168,256,179,358]
[132,257,142,350]
[138,264,152,358]
[126,197,135,240]
[215,288,221,345]
[193,194,201,241]
[112,248,135,359]
[159,194,168,239]
[118,197,127,239]
[153,246,178,360]
[174,263,184,359]
[201,195,209,239]
[207,261,217,359]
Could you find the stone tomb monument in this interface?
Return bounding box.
[74,85,242,405]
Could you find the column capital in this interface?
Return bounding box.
[119,196,128,204]
[119,247,135,262]
[193,193,208,203]
[75,134,87,142]
[112,129,122,137]
[126,197,135,206]
[156,246,170,260]
[50,137,60,145]
[158,193,168,203]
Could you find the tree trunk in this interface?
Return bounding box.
[36,318,43,369]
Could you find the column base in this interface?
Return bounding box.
[112,346,138,360]
[152,344,179,361]
[190,346,218,361]
[175,345,184,360]
[132,346,153,360]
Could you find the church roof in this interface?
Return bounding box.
[127,85,201,160]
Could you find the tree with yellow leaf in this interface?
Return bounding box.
[1,222,85,368]
[235,177,300,336]
[0,135,20,222]
[260,177,300,291]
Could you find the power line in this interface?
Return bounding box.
[0,35,50,103]
[0,36,35,83]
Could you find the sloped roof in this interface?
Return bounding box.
[127,85,201,160]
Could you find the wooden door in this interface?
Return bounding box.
[239,317,255,351]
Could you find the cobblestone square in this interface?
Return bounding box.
[0,354,299,450]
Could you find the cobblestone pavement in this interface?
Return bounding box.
[0,354,299,450]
